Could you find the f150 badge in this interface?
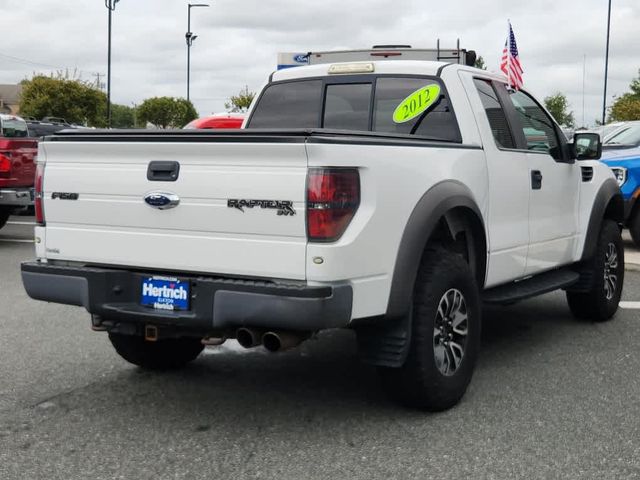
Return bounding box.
[228,199,296,216]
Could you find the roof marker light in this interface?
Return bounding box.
[328,63,375,75]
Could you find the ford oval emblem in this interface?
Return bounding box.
[293,53,309,64]
[144,192,180,210]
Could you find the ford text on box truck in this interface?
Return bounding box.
[22,59,623,410]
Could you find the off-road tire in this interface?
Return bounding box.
[108,333,204,370]
[628,211,640,248]
[379,247,481,411]
[0,207,11,230]
[567,220,624,321]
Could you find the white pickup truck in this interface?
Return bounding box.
[22,60,624,411]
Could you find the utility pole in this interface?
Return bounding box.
[582,54,586,128]
[186,3,209,103]
[92,72,105,91]
[602,0,612,125]
[105,0,120,128]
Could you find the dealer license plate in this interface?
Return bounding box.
[140,276,190,311]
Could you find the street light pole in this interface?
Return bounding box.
[105,0,120,128]
[602,0,612,126]
[186,3,209,103]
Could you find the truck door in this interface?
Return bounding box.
[501,88,581,274]
[469,78,530,286]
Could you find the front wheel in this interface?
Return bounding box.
[379,248,481,411]
[109,333,204,370]
[628,210,640,248]
[567,219,624,321]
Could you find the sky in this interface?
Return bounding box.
[0,0,638,127]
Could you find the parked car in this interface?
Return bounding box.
[0,114,38,229]
[603,121,640,148]
[22,60,623,411]
[591,122,628,143]
[41,116,71,126]
[184,113,245,129]
[27,120,69,138]
[601,132,640,246]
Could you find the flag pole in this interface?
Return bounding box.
[602,0,612,125]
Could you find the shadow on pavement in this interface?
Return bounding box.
[29,292,590,422]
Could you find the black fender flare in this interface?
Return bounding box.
[581,178,624,261]
[385,180,486,319]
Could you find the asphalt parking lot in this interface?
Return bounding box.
[1,218,640,479]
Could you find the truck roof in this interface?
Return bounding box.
[0,113,26,122]
[271,60,504,83]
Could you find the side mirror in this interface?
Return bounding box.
[572,132,602,160]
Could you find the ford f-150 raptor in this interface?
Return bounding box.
[22,60,623,411]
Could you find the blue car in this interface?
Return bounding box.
[601,123,640,245]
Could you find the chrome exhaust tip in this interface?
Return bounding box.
[236,327,261,349]
[262,331,308,352]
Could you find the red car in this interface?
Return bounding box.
[0,115,38,230]
[184,113,245,130]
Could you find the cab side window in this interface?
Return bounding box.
[507,90,562,160]
[373,78,461,142]
[473,79,516,149]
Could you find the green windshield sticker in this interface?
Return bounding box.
[392,84,441,124]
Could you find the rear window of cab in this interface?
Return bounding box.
[247,76,461,143]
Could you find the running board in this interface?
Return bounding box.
[482,269,580,304]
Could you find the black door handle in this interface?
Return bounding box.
[531,170,543,190]
[147,161,180,182]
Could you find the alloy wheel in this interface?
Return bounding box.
[433,288,468,376]
[604,242,619,301]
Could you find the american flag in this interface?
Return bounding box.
[500,22,524,90]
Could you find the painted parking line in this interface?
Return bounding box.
[619,301,640,309]
[0,238,34,243]
[7,221,35,226]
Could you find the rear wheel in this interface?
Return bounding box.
[108,333,204,370]
[379,247,481,411]
[567,220,624,321]
[0,207,11,230]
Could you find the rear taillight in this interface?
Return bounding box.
[307,168,360,242]
[35,162,45,225]
[0,153,10,177]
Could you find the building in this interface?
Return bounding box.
[0,84,22,115]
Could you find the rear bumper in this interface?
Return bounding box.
[21,262,352,333]
[0,187,34,207]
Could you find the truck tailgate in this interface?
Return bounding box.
[40,135,308,280]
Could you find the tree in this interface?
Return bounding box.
[610,95,640,121]
[225,85,255,113]
[20,73,107,126]
[110,104,136,128]
[609,69,640,122]
[544,92,575,128]
[630,70,640,96]
[474,56,487,70]
[137,97,198,129]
